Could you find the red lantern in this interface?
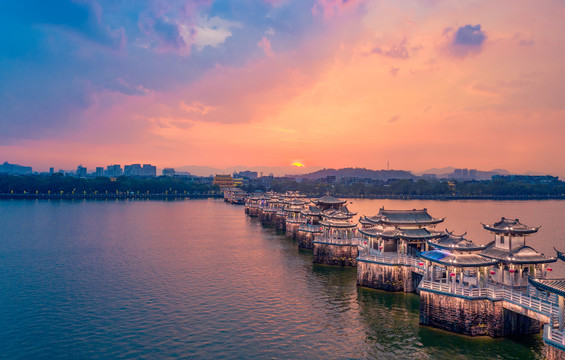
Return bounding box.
[418,262,424,266]
[489,271,496,275]
[548,268,553,272]
[450,273,456,277]
[379,246,383,249]
[509,269,515,273]
[363,241,367,245]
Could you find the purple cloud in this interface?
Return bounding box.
[371,39,410,59]
[445,24,487,58]
[0,0,343,142]
[454,25,486,46]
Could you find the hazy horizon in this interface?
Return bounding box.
[3,160,556,178]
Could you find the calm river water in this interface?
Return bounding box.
[2,198,565,359]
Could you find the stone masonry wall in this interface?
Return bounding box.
[297,231,315,250]
[357,261,417,292]
[419,290,504,337]
[260,212,276,226]
[285,222,300,239]
[546,344,565,360]
[313,243,358,267]
[275,214,286,231]
[258,210,266,222]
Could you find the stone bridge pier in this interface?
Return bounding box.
[419,290,544,337]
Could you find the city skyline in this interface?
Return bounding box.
[2,1,565,176]
[2,159,555,180]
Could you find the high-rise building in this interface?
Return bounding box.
[95,167,104,177]
[76,165,87,177]
[124,164,142,176]
[105,164,123,177]
[162,168,175,176]
[142,164,156,177]
[49,167,54,175]
[234,171,258,179]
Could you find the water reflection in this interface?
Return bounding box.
[0,199,555,359]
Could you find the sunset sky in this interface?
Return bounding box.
[2,0,565,176]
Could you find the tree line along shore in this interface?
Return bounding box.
[247,177,565,199]
[0,174,219,198]
[1,174,565,199]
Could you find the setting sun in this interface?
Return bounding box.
[291,162,305,167]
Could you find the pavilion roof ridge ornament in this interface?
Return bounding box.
[444,229,468,238]
[555,247,565,262]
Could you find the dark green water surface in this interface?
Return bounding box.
[1,198,558,359]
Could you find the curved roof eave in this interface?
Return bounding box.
[427,239,495,252]
[419,251,499,267]
[529,277,565,297]
[481,222,540,234]
[381,217,445,226]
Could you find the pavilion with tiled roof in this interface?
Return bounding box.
[360,227,443,256]
[296,205,324,249]
[479,217,556,288]
[360,208,445,228]
[421,231,499,291]
[312,194,347,211]
[284,198,310,239]
[481,217,540,234]
[529,277,565,335]
[358,208,444,257]
[313,204,360,266]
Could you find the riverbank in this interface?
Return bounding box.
[330,194,565,200]
[0,193,222,200]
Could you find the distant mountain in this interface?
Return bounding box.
[414,167,455,176]
[173,165,550,180]
[287,167,416,181]
[174,165,322,177]
[415,167,512,180]
[489,169,511,175]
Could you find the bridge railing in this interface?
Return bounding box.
[298,224,322,232]
[419,280,504,299]
[420,280,560,320]
[313,237,363,245]
[358,252,414,264]
[357,251,563,320]
[527,285,559,304]
[545,324,565,347]
[501,289,557,316]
